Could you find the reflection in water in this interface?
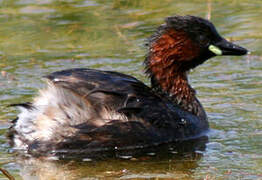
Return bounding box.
[16,136,208,179]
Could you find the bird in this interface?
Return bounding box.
[8,15,247,157]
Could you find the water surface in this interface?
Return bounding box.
[0,0,262,179]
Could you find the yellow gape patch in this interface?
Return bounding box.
[208,45,222,55]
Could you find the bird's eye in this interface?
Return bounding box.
[199,35,205,41]
[198,34,209,46]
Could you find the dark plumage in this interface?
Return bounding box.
[8,15,247,157]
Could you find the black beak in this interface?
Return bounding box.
[214,38,248,56]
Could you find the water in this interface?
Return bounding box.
[0,0,262,179]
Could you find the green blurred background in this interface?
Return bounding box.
[0,0,262,179]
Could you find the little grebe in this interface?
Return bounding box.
[8,15,247,156]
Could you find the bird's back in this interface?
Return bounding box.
[8,68,207,156]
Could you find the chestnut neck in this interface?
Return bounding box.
[146,29,207,119]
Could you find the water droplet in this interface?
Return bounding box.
[195,150,204,154]
[168,147,174,151]
[171,151,178,154]
[82,158,92,162]
[147,152,156,156]
[118,155,132,159]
